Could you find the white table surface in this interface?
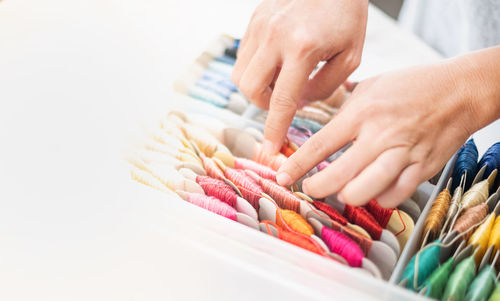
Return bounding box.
[0,1,498,300]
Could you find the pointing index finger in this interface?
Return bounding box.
[263,60,314,154]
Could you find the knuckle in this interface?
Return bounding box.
[271,92,297,112]
[267,14,284,35]
[290,29,316,56]
[345,51,362,73]
[306,137,327,157]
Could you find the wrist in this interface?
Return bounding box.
[445,48,500,135]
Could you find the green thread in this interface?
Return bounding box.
[401,239,441,290]
[442,256,476,301]
[422,257,455,299]
[465,265,496,301]
[488,282,500,301]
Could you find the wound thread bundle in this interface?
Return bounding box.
[343,204,383,240]
[224,168,262,210]
[423,188,451,243]
[234,157,277,180]
[321,227,364,267]
[196,175,238,207]
[365,199,394,228]
[276,209,314,236]
[184,192,237,221]
[452,139,479,191]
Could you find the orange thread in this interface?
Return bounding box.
[261,221,325,255]
[276,209,314,236]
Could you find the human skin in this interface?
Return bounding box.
[233,0,500,207]
[277,46,500,207]
[231,0,369,153]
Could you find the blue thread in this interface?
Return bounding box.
[452,139,479,191]
[479,142,500,189]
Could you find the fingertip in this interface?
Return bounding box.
[263,139,281,155]
[276,172,292,186]
[302,179,311,196]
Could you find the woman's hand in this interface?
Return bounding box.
[276,47,500,207]
[232,0,368,154]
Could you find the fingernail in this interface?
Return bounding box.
[263,139,277,154]
[276,172,292,186]
[337,193,345,203]
[302,180,310,195]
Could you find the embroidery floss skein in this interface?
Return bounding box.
[246,171,301,212]
[442,256,477,301]
[200,153,225,180]
[465,264,497,301]
[479,142,500,186]
[422,188,451,243]
[195,175,238,207]
[276,209,314,236]
[364,199,393,228]
[343,204,384,240]
[452,139,479,191]
[321,227,364,267]
[184,192,237,221]
[421,257,454,299]
[468,212,496,263]
[224,168,263,210]
[261,221,325,255]
[401,240,442,290]
[453,203,489,241]
[488,215,500,258]
[234,157,277,180]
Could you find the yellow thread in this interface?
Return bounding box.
[488,215,500,260]
[468,212,496,264]
[423,188,451,243]
[276,209,314,236]
[130,167,174,195]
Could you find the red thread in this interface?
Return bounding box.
[313,201,348,225]
[343,204,383,240]
[185,192,237,221]
[200,153,224,180]
[234,157,277,180]
[364,199,394,228]
[224,168,263,210]
[261,221,325,255]
[321,227,364,267]
[196,175,238,208]
[246,171,301,212]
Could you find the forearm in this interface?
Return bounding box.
[448,46,500,134]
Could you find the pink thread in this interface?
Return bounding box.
[245,171,301,212]
[196,175,238,207]
[316,161,329,171]
[185,192,237,221]
[200,154,225,180]
[234,157,277,180]
[252,144,286,171]
[224,168,263,210]
[321,227,364,267]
